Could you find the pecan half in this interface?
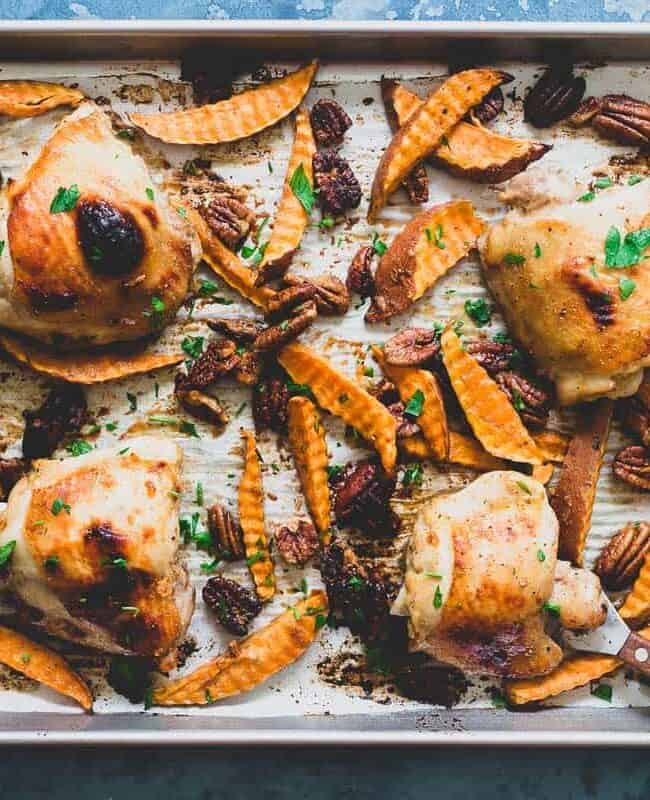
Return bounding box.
[470,87,504,124]
[198,196,257,251]
[253,300,317,352]
[0,458,28,501]
[253,375,290,433]
[265,283,317,320]
[22,384,87,459]
[274,520,319,565]
[283,273,349,316]
[524,66,586,128]
[495,371,551,429]
[595,522,650,590]
[383,328,440,367]
[320,540,390,643]
[207,318,265,344]
[182,339,240,389]
[613,446,650,491]
[621,396,650,447]
[312,150,362,217]
[310,98,353,147]
[369,379,420,438]
[330,459,396,535]
[202,575,262,636]
[465,338,521,375]
[346,246,376,298]
[233,350,263,386]
[176,386,229,427]
[208,504,245,560]
[571,94,650,147]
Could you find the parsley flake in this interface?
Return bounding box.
[433,585,443,609]
[619,276,636,300]
[289,163,315,214]
[67,439,92,457]
[145,187,155,202]
[591,683,613,703]
[50,185,80,213]
[181,335,204,361]
[372,232,388,256]
[404,389,425,418]
[542,601,561,616]
[464,298,492,327]
[0,540,16,566]
[503,252,526,265]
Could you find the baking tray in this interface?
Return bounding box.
[1,20,650,746]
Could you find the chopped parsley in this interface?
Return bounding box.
[196,481,204,506]
[235,401,247,417]
[363,366,374,377]
[404,389,425,418]
[43,555,59,571]
[537,549,546,562]
[51,498,71,516]
[591,682,613,703]
[103,556,127,570]
[402,462,423,487]
[326,465,343,480]
[200,559,221,573]
[0,540,16,566]
[619,276,636,300]
[534,243,542,259]
[511,388,526,412]
[319,216,335,230]
[246,551,266,567]
[50,184,80,213]
[315,613,327,630]
[148,416,200,437]
[433,585,443,609]
[604,225,650,269]
[464,298,492,327]
[289,163,315,214]
[106,422,118,432]
[299,577,309,595]
[517,480,532,495]
[0,241,5,256]
[20,653,31,664]
[144,296,166,328]
[181,335,204,361]
[145,187,155,202]
[286,379,314,400]
[594,176,613,190]
[425,223,445,249]
[348,575,365,592]
[425,572,442,579]
[629,174,645,186]
[542,601,561,616]
[577,191,595,203]
[503,252,526,266]
[197,278,220,297]
[371,232,387,256]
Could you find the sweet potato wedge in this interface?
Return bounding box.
[621,554,650,627]
[400,431,508,471]
[531,430,570,464]
[0,625,92,710]
[440,327,544,465]
[380,79,429,204]
[131,61,318,145]
[184,205,275,310]
[278,342,397,474]
[504,653,621,706]
[382,80,550,185]
[287,396,331,538]
[239,430,275,601]
[0,331,183,384]
[366,201,484,322]
[0,81,84,118]
[531,463,555,485]
[256,107,316,285]
[373,346,448,460]
[550,399,613,567]
[368,68,512,220]
[152,590,328,706]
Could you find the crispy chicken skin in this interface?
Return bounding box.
[393,471,606,678]
[0,437,194,657]
[0,104,200,347]
[480,171,650,405]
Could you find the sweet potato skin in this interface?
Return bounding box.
[400,431,508,471]
[0,81,84,117]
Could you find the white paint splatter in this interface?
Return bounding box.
[297,0,325,12]
[68,2,97,18]
[206,2,229,17]
[332,0,393,19]
[410,0,444,19]
[604,0,650,20]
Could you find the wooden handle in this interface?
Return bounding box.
[618,632,650,679]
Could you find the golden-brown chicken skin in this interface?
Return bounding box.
[0,104,200,348]
[480,174,650,405]
[393,471,606,678]
[0,437,194,658]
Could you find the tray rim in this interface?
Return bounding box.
[0,18,649,746]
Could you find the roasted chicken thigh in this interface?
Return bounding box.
[0,104,199,347]
[0,437,194,657]
[481,171,650,405]
[393,471,606,678]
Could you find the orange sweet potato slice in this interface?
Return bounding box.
[366,201,484,322]
[0,625,92,710]
[620,555,650,627]
[373,346,448,460]
[504,652,622,706]
[368,68,512,221]
[239,430,275,601]
[400,431,508,471]
[279,342,397,474]
[440,326,544,465]
[256,107,316,285]
[0,331,183,384]
[531,430,570,464]
[550,399,613,567]
[287,396,331,538]
[0,81,84,118]
[131,61,318,145]
[382,80,550,185]
[531,463,555,485]
[184,205,276,309]
[152,590,328,706]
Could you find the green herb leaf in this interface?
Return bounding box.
[594,176,613,190]
[315,613,327,630]
[289,163,315,214]
[542,601,561,616]
[464,298,492,327]
[246,551,266,567]
[286,379,314,400]
[0,540,16,566]
[372,232,387,256]
[619,276,636,300]
[66,439,92,457]
[44,555,59,571]
[348,575,365,592]
[198,279,220,297]
[517,480,532,495]
[145,187,155,202]
[327,465,343,480]
[180,420,200,438]
[629,174,644,186]
[106,421,118,432]
[604,225,650,268]
[363,366,374,377]
[0,241,5,257]
[50,185,80,213]
[577,191,595,203]
[319,216,335,230]
[404,389,425,418]
[534,243,542,258]
[591,682,613,703]
[200,559,221,573]
[537,549,546,562]
[196,481,204,506]
[402,462,423,487]
[299,577,308,595]
[181,335,204,361]
[433,584,443,609]
[503,252,526,265]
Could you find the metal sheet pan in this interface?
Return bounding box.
[0,21,650,745]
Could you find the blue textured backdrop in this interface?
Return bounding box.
[0,0,647,23]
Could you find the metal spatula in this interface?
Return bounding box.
[562,593,650,678]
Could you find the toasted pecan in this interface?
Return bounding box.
[595,522,650,591]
